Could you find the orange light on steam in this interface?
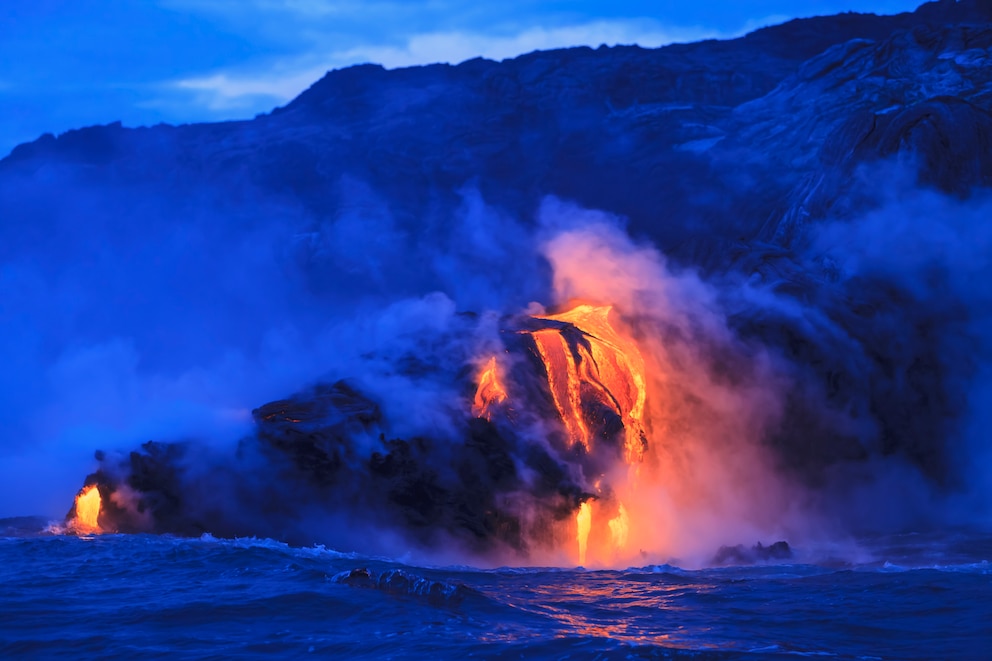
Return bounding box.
[608,502,629,551]
[71,485,102,534]
[576,501,592,565]
[473,356,508,420]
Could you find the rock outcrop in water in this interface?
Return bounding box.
[4,1,991,553]
[712,541,793,566]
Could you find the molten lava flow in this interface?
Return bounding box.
[527,303,649,565]
[72,485,102,534]
[473,356,508,420]
[530,329,591,449]
[470,303,651,565]
[530,304,647,462]
[576,501,592,566]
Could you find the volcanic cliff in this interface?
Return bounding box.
[4,0,992,560]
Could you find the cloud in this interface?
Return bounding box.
[337,20,724,67]
[217,0,365,16]
[172,68,331,111]
[162,0,425,19]
[166,19,727,112]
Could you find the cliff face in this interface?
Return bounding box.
[6,1,992,551]
[4,0,990,264]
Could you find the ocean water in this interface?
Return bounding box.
[1,527,990,660]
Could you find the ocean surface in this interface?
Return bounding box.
[1,524,989,660]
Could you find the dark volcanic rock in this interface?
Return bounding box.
[331,567,475,606]
[64,443,194,535]
[79,369,586,552]
[253,381,381,483]
[713,541,794,566]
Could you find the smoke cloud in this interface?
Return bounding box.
[2,159,990,566]
[801,183,992,531]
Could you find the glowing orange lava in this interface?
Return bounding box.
[523,303,650,565]
[534,304,647,462]
[471,302,656,565]
[473,356,508,420]
[72,485,102,534]
[530,329,591,449]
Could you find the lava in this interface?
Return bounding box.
[449,302,656,564]
[473,356,508,420]
[70,485,102,534]
[529,328,592,450]
[533,304,647,463]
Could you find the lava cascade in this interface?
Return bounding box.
[533,304,647,463]
[69,485,102,534]
[473,303,651,565]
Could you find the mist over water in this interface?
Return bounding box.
[1,155,990,564]
[804,183,992,531]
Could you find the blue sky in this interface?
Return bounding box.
[1,0,924,157]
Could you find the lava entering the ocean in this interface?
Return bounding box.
[62,285,784,566]
[471,302,651,565]
[529,304,647,565]
[69,485,102,534]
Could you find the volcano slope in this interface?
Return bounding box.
[5,0,992,562]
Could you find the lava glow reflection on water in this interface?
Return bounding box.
[501,574,713,647]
